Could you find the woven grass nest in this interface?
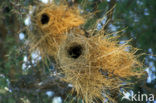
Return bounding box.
[29,2,84,58]
[27,2,144,103]
[57,33,143,102]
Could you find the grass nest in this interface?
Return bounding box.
[29,2,84,58]
[57,33,143,103]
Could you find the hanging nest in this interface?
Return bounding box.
[57,33,143,103]
[33,3,84,34]
[29,2,85,58]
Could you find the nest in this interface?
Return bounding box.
[57,33,143,103]
[29,2,84,58]
[33,3,84,34]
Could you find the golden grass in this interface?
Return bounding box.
[57,33,143,103]
[29,2,84,58]
[33,4,84,34]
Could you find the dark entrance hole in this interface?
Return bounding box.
[41,13,49,24]
[68,44,83,59]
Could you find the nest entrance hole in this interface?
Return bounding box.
[41,13,49,24]
[67,44,83,59]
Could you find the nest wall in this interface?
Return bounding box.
[57,33,143,103]
[29,3,85,58]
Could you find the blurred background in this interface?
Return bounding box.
[0,0,155,103]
